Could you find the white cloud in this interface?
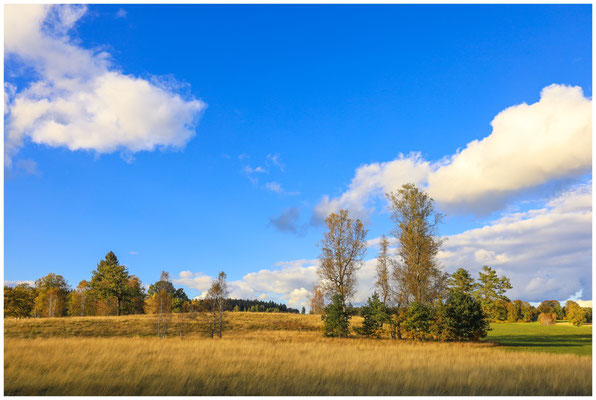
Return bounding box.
[428,84,592,212]
[115,8,127,19]
[313,84,591,219]
[4,5,206,166]
[312,152,432,223]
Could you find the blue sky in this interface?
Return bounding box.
[4,5,592,307]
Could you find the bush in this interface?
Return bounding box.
[538,313,556,326]
[321,294,350,337]
[444,291,490,341]
[404,302,433,340]
[355,293,388,338]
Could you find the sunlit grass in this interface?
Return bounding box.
[485,322,592,356]
[4,313,593,395]
[5,333,591,396]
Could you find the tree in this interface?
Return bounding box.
[309,284,325,314]
[356,292,388,338]
[67,280,95,316]
[321,294,350,337]
[123,275,146,315]
[447,268,475,295]
[444,291,489,341]
[4,284,36,318]
[520,301,533,322]
[34,273,69,317]
[387,184,446,305]
[506,301,521,323]
[147,274,188,313]
[375,235,391,304]
[301,306,306,314]
[317,209,368,308]
[206,271,228,338]
[537,300,564,320]
[89,252,131,316]
[403,302,433,340]
[473,266,512,320]
[565,300,587,327]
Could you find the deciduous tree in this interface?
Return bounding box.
[206,271,228,338]
[317,209,367,308]
[387,184,446,305]
[375,235,391,305]
[34,273,69,317]
[4,284,36,318]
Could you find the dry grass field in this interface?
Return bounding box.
[4,313,593,396]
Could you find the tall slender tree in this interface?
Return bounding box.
[317,209,367,308]
[387,184,446,305]
[375,235,391,305]
[206,271,228,338]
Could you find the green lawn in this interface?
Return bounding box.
[484,322,592,356]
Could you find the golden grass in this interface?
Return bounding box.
[5,331,591,396]
[4,312,325,338]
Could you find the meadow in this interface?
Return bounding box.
[4,313,592,396]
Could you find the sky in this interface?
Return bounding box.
[4,4,592,309]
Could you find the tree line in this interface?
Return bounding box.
[309,183,591,341]
[4,252,297,320]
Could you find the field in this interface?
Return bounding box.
[486,322,592,356]
[4,313,592,396]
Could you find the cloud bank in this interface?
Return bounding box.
[4,5,206,165]
[313,84,592,220]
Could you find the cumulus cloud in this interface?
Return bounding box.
[4,5,206,166]
[428,84,592,212]
[312,152,432,223]
[313,84,591,218]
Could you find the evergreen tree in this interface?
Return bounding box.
[404,302,433,340]
[444,291,489,341]
[356,292,388,338]
[301,306,306,314]
[473,266,512,320]
[89,251,131,316]
[447,268,475,295]
[321,294,351,337]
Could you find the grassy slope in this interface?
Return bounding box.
[484,322,592,356]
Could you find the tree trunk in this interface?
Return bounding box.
[117,297,121,316]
